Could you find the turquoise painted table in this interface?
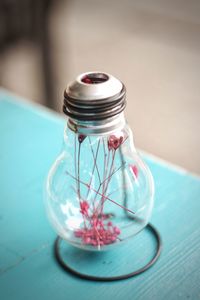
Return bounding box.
[1,90,200,300]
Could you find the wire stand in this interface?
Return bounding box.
[54,222,162,281]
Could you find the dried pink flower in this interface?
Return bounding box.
[78,134,86,143]
[80,201,89,215]
[108,135,123,151]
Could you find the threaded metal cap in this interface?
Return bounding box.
[63,72,126,121]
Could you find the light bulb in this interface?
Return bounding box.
[45,72,154,251]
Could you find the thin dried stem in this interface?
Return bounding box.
[66,170,135,215]
[101,161,126,188]
[74,134,78,195]
[86,137,101,199]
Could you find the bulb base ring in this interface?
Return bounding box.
[54,223,162,281]
[63,84,126,121]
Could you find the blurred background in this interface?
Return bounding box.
[0,0,200,174]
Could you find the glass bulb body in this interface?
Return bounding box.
[45,115,154,251]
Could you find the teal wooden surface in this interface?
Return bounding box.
[0,90,200,300]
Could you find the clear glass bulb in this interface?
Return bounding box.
[45,121,154,251]
[45,72,154,251]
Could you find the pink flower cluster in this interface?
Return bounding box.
[75,218,121,247]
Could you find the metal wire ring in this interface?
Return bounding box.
[54,223,162,281]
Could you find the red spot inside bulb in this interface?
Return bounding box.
[130,165,139,178]
[82,76,92,84]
